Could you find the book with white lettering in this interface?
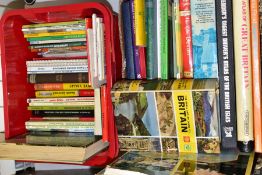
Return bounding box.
[215,0,237,149]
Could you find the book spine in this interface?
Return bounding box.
[191,0,218,79]
[159,0,169,79]
[34,83,92,90]
[27,66,88,74]
[174,0,183,79]
[26,126,94,133]
[29,101,94,106]
[215,0,237,149]
[28,97,94,103]
[30,117,94,121]
[22,20,85,29]
[24,30,86,38]
[27,34,86,41]
[122,0,136,79]
[138,47,146,79]
[31,46,87,53]
[94,88,102,135]
[26,121,95,126]
[250,0,262,153]
[145,0,156,79]
[101,86,109,141]
[179,0,193,78]
[172,79,197,153]
[29,38,86,45]
[32,110,94,117]
[233,0,254,152]
[27,73,89,83]
[28,106,94,110]
[134,0,147,46]
[130,0,142,79]
[35,90,94,98]
[168,1,174,79]
[29,42,86,49]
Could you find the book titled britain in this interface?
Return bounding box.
[111,79,220,154]
[215,0,237,149]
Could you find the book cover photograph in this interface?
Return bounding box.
[98,151,254,175]
[111,79,220,154]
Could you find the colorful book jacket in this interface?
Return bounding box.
[179,0,193,78]
[215,0,237,149]
[233,0,254,152]
[250,0,262,153]
[98,151,254,175]
[191,0,218,78]
[111,79,220,154]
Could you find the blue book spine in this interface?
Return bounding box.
[122,1,136,79]
[130,0,142,79]
[191,0,218,78]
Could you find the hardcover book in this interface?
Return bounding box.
[111,79,220,154]
[215,0,237,149]
[191,0,218,78]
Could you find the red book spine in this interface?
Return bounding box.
[138,47,146,79]
[29,117,94,122]
[79,89,94,96]
[179,0,193,78]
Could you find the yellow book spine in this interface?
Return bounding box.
[172,79,197,153]
[34,83,92,90]
[174,0,183,79]
[24,30,86,38]
[35,90,79,98]
[134,0,147,46]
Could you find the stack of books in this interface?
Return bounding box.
[23,20,96,133]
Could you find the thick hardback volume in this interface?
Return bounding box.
[215,0,237,149]
[233,0,254,152]
[111,79,220,154]
[191,0,218,78]
[179,0,193,78]
[121,0,136,79]
[28,73,89,83]
[250,0,262,153]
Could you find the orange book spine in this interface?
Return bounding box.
[101,86,108,142]
[250,0,262,152]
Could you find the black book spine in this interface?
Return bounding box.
[215,0,237,149]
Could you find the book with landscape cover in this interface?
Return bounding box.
[98,151,254,175]
[215,0,237,149]
[111,79,220,154]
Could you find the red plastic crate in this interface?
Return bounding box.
[0,2,121,166]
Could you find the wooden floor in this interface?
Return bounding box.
[16,167,104,175]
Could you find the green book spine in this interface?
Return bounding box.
[145,0,155,79]
[27,34,86,41]
[160,0,169,79]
